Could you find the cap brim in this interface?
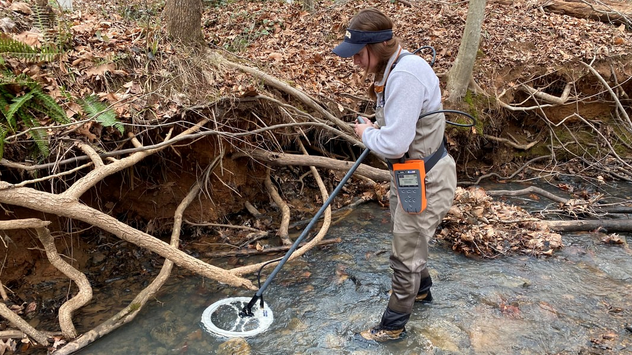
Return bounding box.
[332,41,365,58]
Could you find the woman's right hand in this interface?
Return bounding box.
[355,116,376,139]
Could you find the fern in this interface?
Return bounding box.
[32,3,55,44]
[0,37,59,62]
[80,95,124,134]
[0,124,6,160]
[0,73,70,160]
[18,109,49,158]
[6,92,34,130]
[30,86,70,124]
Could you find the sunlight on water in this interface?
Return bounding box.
[80,184,632,355]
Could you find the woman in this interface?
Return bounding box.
[332,8,457,342]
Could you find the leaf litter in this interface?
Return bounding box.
[2,0,631,259]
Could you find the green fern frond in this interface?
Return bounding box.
[0,90,10,128]
[6,92,34,130]
[80,95,124,134]
[18,109,49,158]
[0,124,7,160]
[0,37,59,62]
[30,87,69,124]
[0,37,37,55]
[32,3,55,44]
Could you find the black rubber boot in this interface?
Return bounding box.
[416,275,433,303]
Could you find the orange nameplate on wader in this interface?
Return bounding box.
[392,160,427,214]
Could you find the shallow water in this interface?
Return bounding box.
[79,191,632,355]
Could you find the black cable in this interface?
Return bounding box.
[419,109,477,128]
[412,45,437,67]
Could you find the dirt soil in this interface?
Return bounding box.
[1,0,631,350]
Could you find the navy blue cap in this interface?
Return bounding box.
[333,29,393,57]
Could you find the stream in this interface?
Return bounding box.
[78,182,632,355]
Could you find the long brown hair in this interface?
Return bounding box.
[348,8,400,99]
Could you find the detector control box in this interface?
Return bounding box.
[392,160,427,214]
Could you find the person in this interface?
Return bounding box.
[332,8,457,342]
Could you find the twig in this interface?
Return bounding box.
[482,134,538,150]
[184,220,260,232]
[205,238,341,258]
[581,61,632,130]
[459,155,551,186]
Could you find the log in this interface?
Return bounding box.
[543,0,632,26]
[542,219,632,232]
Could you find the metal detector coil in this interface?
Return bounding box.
[201,297,274,338]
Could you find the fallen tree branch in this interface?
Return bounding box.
[233,148,390,182]
[542,219,632,232]
[486,186,569,204]
[543,0,632,27]
[0,302,48,346]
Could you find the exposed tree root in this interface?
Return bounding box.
[36,226,92,339]
[233,148,390,182]
[264,167,292,246]
[53,157,219,354]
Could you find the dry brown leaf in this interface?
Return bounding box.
[10,2,32,15]
[85,63,116,77]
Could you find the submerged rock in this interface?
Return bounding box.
[217,337,251,355]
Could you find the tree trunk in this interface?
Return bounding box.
[164,0,204,44]
[446,0,487,102]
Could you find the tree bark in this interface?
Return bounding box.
[164,0,204,44]
[446,0,487,102]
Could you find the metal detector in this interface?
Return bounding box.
[201,127,372,338]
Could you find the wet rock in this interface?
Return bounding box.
[149,312,185,346]
[149,321,179,346]
[324,333,345,348]
[217,337,250,355]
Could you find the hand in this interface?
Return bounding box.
[354,116,375,139]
